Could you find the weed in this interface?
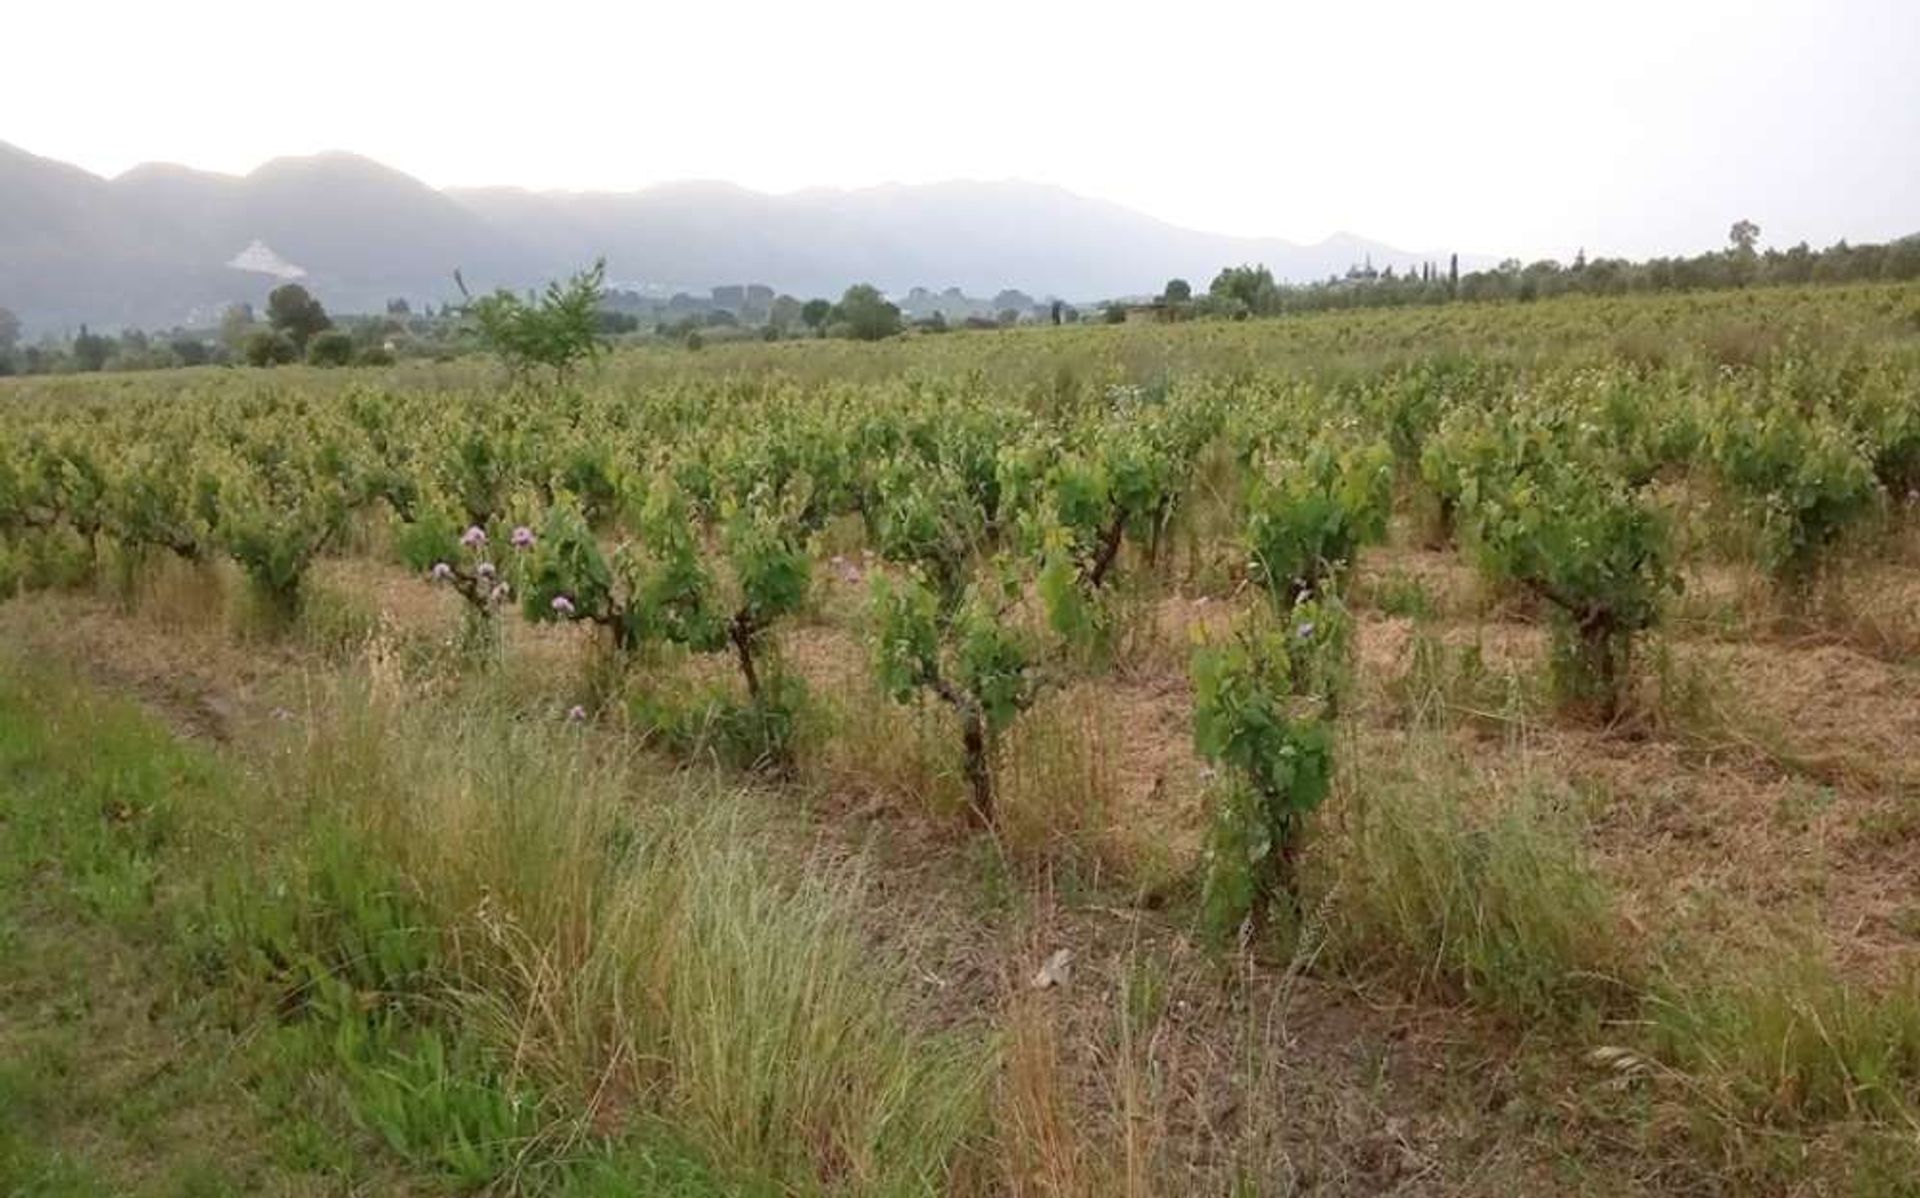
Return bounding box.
[995,684,1123,871]
[1313,739,1631,1023]
[1368,567,1436,620]
[1648,955,1920,1127]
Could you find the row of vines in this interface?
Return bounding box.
[3,287,1917,929]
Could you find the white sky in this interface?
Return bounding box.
[5,0,1916,261]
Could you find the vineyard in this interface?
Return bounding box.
[5,281,1920,1194]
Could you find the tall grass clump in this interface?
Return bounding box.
[993,684,1123,872]
[1646,956,1920,1128]
[1311,740,1631,1022]
[209,677,993,1194]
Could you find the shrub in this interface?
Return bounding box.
[242,329,298,368]
[1243,439,1393,605]
[520,492,807,765]
[871,568,1038,826]
[1476,460,1676,715]
[305,329,355,367]
[836,285,904,341]
[460,260,607,383]
[1708,383,1882,586]
[1192,606,1337,936]
[1431,402,1679,717]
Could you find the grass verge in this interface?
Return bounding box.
[0,651,993,1195]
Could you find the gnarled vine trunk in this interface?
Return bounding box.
[729,609,762,705]
[931,678,995,828]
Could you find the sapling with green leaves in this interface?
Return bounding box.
[862,461,986,602]
[339,390,425,522]
[457,259,608,386]
[720,502,810,707]
[862,450,1051,825]
[4,436,110,570]
[206,437,351,625]
[1476,462,1675,716]
[1021,437,1180,650]
[519,491,720,655]
[399,511,515,651]
[518,487,809,762]
[1010,396,1221,656]
[0,440,35,535]
[1362,359,1492,477]
[1192,454,1359,932]
[107,445,217,564]
[1841,362,1920,497]
[423,395,557,530]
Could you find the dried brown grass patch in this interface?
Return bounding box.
[0,590,290,743]
[126,552,235,635]
[1679,639,1920,789]
[785,622,972,817]
[1354,542,1490,620]
[311,555,461,636]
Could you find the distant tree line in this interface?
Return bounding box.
[0,273,928,375]
[1148,222,1920,321]
[657,283,913,348]
[0,283,411,377]
[11,221,1908,376]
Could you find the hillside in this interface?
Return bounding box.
[0,141,1451,332]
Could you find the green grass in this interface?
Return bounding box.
[0,653,987,1195]
[0,658,343,1196]
[1365,566,1437,620]
[234,675,992,1194]
[1310,736,1632,1024]
[1648,955,1920,1127]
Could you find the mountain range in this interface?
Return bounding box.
[0,141,1462,333]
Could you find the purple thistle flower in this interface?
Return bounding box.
[567,704,587,722]
[511,526,536,549]
[429,561,453,582]
[1296,621,1316,641]
[460,525,488,549]
[476,561,496,580]
[489,582,512,604]
[551,594,576,616]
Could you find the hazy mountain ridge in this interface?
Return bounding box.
[0,142,1453,332]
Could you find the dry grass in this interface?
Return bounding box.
[1000,990,1103,1198]
[1311,729,1636,1023]
[995,685,1125,870]
[257,661,995,1193]
[122,551,235,634]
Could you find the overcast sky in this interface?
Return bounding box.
[6,0,1916,262]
